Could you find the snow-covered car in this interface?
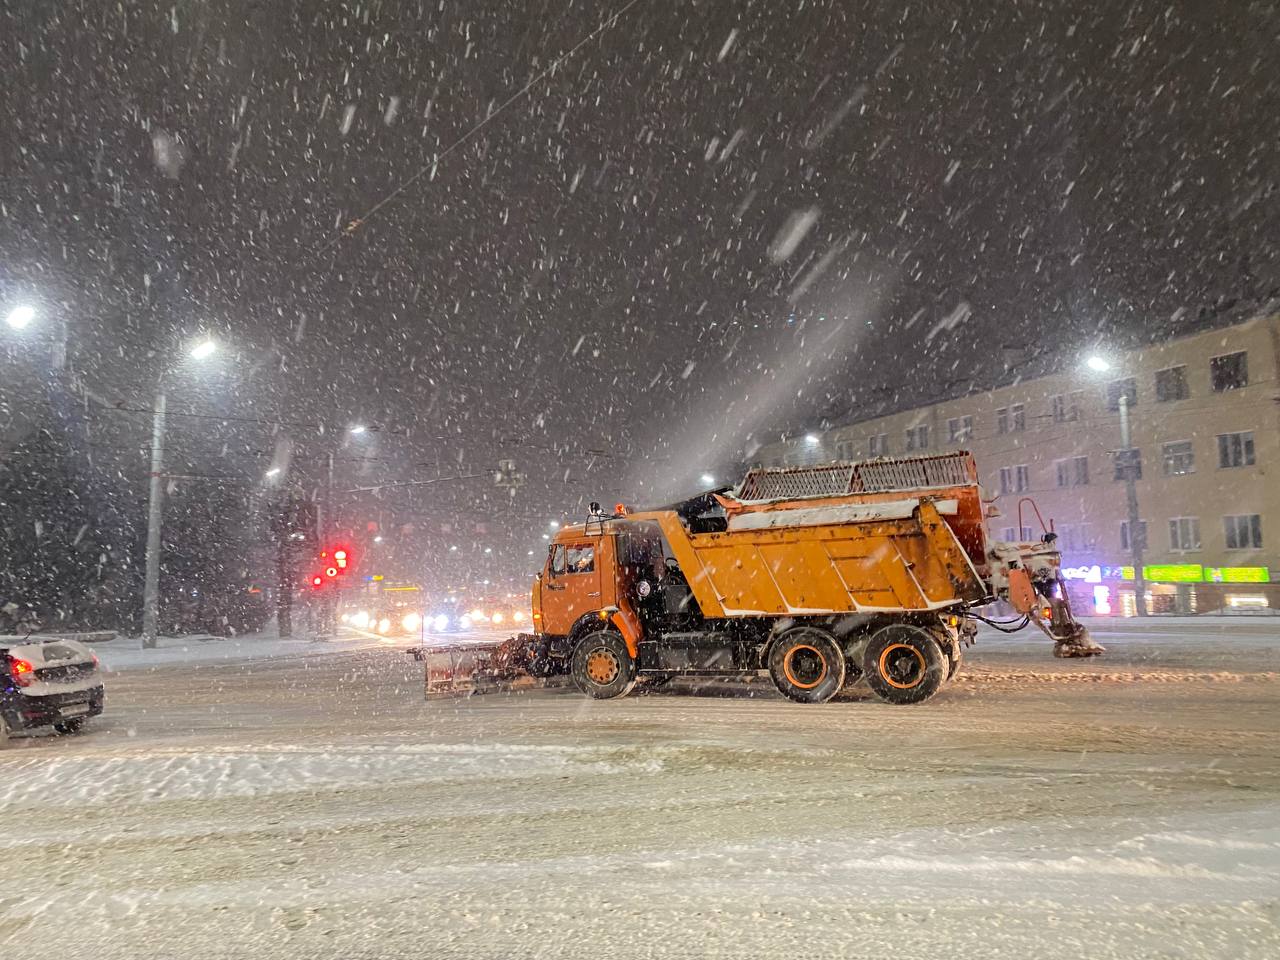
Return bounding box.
[1,637,104,743]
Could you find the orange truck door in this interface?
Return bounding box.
[540,538,603,635]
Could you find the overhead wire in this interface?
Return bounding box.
[319,0,648,252]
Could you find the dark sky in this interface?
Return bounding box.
[2,0,1277,581]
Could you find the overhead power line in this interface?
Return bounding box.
[321,0,647,251]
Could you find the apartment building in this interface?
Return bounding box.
[754,312,1280,615]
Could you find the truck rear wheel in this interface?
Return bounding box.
[768,627,845,704]
[863,625,946,704]
[571,630,637,699]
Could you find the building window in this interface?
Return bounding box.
[905,424,929,451]
[1057,522,1094,553]
[834,439,857,461]
[999,465,1030,494]
[1161,440,1195,476]
[1106,377,1138,411]
[1119,520,1147,551]
[1217,432,1255,468]
[1155,365,1190,402]
[1050,393,1081,424]
[1223,514,1262,550]
[1168,517,1201,552]
[1210,351,1248,392]
[868,433,889,456]
[995,404,1026,435]
[1055,456,1089,488]
[1113,448,1142,481]
[946,415,973,442]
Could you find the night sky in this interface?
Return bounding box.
[2,0,1276,583]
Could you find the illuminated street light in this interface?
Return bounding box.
[804,433,820,444]
[349,424,367,435]
[373,535,384,543]
[265,467,281,478]
[5,304,35,330]
[190,338,217,360]
[700,473,715,485]
[1085,355,1111,373]
[484,547,492,554]
[549,520,560,529]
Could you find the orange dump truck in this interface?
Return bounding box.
[425,452,1101,705]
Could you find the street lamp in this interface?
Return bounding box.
[700,473,716,485]
[265,467,282,479]
[141,337,224,648]
[1083,353,1145,617]
[804,433,820,444]
[190,338,217,360]
[5,304,35,330]
[349,424,367,435]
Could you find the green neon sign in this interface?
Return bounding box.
[1205,566,1270,583]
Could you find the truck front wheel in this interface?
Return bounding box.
[863,625,946,704]
[571,631,638,700]
[768,627,845,704]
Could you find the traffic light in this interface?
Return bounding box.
[334,549,348,570]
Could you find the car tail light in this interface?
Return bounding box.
[10,658,36,687]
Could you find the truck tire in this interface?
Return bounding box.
[768,627,845,704]
[863,625,946,704]
[571,630,638,700]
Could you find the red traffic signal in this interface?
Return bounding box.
[334,549,349,569]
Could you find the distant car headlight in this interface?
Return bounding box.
[512,610,525,623]
[402,612,421,632]
[377,618,391,634]
[339,613,350,624]
[460,614,473,628]
[433,614,449,631]
[470,608,487,622]
[353,610,370,628]
[492,612,504,624]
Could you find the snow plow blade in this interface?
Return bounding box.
[1053,625,1106,659]
[412,634,555,698]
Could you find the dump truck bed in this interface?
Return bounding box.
[642,498,988,618]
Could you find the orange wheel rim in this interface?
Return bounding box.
[782,644,828,689]
[585,648,619,685]
[879,643,927,689]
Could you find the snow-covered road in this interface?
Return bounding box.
[2,624,1278,958]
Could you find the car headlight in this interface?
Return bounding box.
[433,614,449,631]
[512,610,525,623]
[470,608,487,622]
[339,613,350,624]
[492,612,504,624]
[377,618,391,634]
[352,610,370,628]
[402,612,422,632]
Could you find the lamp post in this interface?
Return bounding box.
[1086,355,1146,617]
[141,338,220,648]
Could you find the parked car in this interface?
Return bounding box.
[1,637,104,743]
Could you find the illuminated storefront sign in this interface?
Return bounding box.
[1205,567,1270,583]
[1069,565,1271,584]
[1141,564,1204,583]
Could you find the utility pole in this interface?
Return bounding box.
[1118,393,1146,617]
[141,391,166,647]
